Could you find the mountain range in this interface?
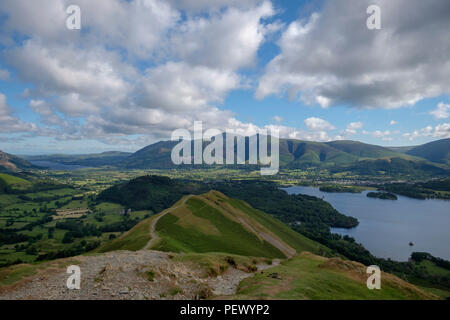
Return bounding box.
[3,138,450,175]
[116,137,450,170]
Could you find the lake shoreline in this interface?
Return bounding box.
[283,186,450,262]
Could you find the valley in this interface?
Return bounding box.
[0,137,449,300]
[0,189,440,300]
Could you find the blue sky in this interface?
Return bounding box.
[0,0,449,155]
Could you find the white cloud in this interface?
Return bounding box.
[345,121,363,134]
[256,0,450,109]
[166,0,261,12]
[137,62,241,112]
[433,123,450,139]
[170,1,276,69]
[1,0,447,149]
[29,99,52,117]
[226,119,335,142]
[0,93,37,133]
[5,41,132,108]
[402,125,450,141]
[390,120,398,125]
[363,129,393,141]
[0,0,179,59]
[304,117,335,131]
[430,102,450,120]
[29,99,71,127]
[0,0,278,142]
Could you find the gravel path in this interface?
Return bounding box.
[0,250,276,300]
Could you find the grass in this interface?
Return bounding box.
[418,286,450,299]
[61,199,89,209]
[417,260,450,277]
[23,188,78,200]
[0,264,38,286]
[153,196,285,259]
[225,198,331,256]
[0,258,78,287]
[146,270,155,282]
[0,173,30,186]
[412,260,450,299]
[0,194,20,207]
[231,252,438,300]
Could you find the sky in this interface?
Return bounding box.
[0,0,449,155]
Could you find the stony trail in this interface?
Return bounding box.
[0,250,277,300]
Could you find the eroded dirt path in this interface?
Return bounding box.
[0,250,277,300]
[236,216,295,258]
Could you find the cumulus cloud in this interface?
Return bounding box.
[402,124,450,141]
[256,0,450,109]
[430,102,450,120]
[345,121,363,134]
[166,0,261,12]
[225,119,337,142]
[432,123,450,139]
[0,0,278,142]
[363,129,394,141]
[1,0,447,149]
[304,117,335,131]
[0,0,179,59]
[5,41,132,106]
[390,120,398,125]
[0,93,37,133]
[170,1,276,69]
[137,62,241,112]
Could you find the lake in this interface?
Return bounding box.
[283,186,450,261]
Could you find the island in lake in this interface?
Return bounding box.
[319,184,363,193]
[367,192,398,200]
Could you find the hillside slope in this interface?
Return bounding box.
[406,138,450,164]
[98,190,328,259]
[0,151,36,172]
[326,140,408,159]
[230,252,437,300]
[0,172,31,193]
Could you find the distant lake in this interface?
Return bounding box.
[31,161,89,170]
[283,186,450,261]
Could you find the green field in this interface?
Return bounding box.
[0,173,152,266]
